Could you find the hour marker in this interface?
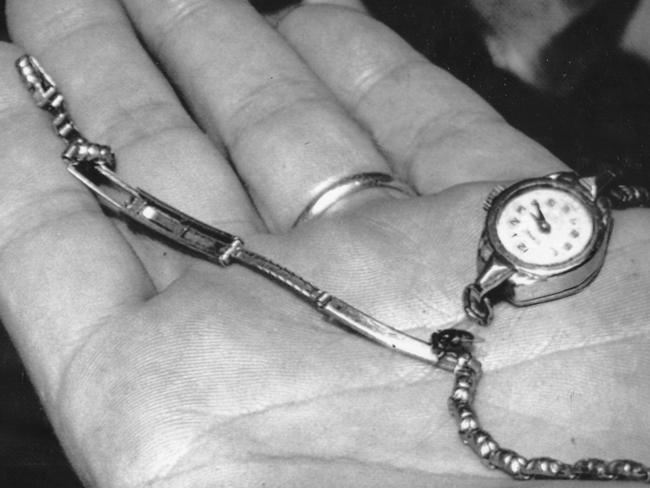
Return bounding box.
[517,242,528,252]
[564,242,573,251]
[570,229,580,238]
[510,218,521,226]
[525,230,539,244]
[516,205,526,214]
[562,205,571,213]
[547,199,556,207]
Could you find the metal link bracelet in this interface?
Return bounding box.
[15,54,650,483]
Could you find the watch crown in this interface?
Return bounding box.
[483,185,506,211]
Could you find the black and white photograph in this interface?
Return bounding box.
[1,1,649,486]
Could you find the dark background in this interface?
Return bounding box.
[0,1,648,487]
[0,0,5,40]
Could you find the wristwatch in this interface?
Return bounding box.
[19,56,650,482]
[464,172,612,325]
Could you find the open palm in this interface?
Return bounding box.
[1,1,649,487]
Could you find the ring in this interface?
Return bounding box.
[293,172,416,227]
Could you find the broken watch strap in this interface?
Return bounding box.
[16,54,650,482]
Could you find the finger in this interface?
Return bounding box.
[278,5,568,194]
[118,0,400,230]
[7,0,262,286]
[0,44,154,406]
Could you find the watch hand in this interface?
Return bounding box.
[530,200,551,233]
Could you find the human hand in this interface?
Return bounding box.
[2,1,649,487]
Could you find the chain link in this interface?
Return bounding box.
[608,184,650,209]
[17,55,246,266]
[462,283,493,326]
[596,168,650,209]
[433,331,650,482]
[15,54,445,367]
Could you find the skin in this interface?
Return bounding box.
[1,1,649,486]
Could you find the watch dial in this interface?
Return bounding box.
[495,187,594,266]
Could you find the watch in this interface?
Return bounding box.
[18,55,650,483]
[464,172,612,325]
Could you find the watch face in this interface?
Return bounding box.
[494,186,595,267]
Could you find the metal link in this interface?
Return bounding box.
[488,449,529,480]
[608,184,650,209]
[462,284,493,326]
[466,428,500,461]
[17,55,84,143]
[234,249,321,300]
[606,460,650,482]
[524,457,573,479]
[15,53,447,367]
[595,169,650,209]
[320,296,445,366]
[17,54,242,266]
[444,337,650,482]
[63,139,116,170]
[17,55,62,111]
[573,459,614,480]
